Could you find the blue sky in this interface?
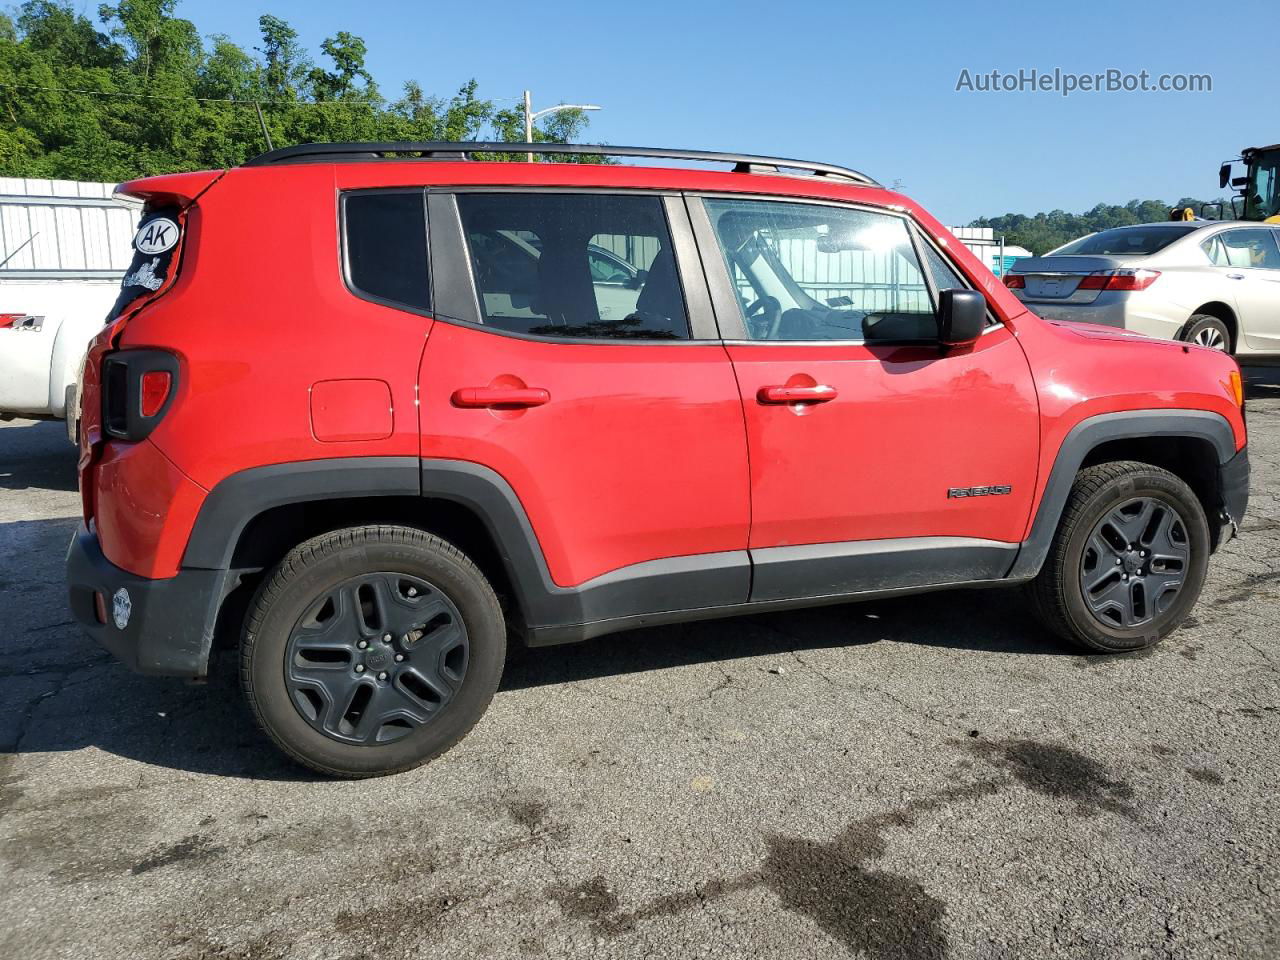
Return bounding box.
[177,0,1270,224]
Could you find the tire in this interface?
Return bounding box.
[1028,461,1210,653]
[241,525,505,777]
[1182,314,1232,353]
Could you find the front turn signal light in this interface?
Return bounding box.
[1228,370,1244,406]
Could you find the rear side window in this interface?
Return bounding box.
[343,191,430,311]
[455,193,689,340]
[1217,228,1280,270]
[1052,226,1197,256]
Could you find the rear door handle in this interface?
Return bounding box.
[1226,273,1245,280]
[757,384,838,404]
[451,387,550,408]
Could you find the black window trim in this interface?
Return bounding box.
[339,187,434,318]
[427,187,720,345]
[685,192,1001,347]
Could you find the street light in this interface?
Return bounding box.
[523,90,601,162]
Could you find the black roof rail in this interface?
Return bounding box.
[241,141,880,186]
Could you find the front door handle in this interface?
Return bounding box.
[757,384,838,404]
[1226,272,1245,280]
[451,386,550,408]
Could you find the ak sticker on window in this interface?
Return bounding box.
[109,207,183,319]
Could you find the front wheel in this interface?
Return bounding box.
[1029,462,1210,653]
[241,525,506,777]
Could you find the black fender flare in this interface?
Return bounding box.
[1005,409,1237,579]
[182,457,747,635]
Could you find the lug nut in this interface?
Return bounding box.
[357,640,368,649]
[355,664,365,673]
[383,633,393,643]
[394,654,405,662]
[1115,558,1121,565]
[377,671,388,681]
[406,587,418,598]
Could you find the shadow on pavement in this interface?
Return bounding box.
[0,419,78,493]
[0,511,1072,781]
[0,419,1075,780]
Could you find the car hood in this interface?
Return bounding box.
[1047,319,1156,343]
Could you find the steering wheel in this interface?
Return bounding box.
[744,295,782,340]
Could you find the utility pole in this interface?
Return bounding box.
[254,101,274,152]
[522,90,602,162]
[523,90,533,162]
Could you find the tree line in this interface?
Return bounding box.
[970,198,1231,255]
[0,1,600,181]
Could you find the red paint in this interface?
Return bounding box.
[728,327,1040,547]
[80,157,1246,583]
[310,379,394,442]
[94,438,207,577]
[419,321,749,586]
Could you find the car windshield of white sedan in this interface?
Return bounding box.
[1053,226,1200,256]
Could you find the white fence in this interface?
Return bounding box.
[0,179,138,278]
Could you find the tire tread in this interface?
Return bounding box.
[240,524,501,779]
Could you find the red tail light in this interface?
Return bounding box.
[1077,269,1161,292]
[140,371,172,417]
[1003,275,1025,289]
[0,313,23,328]
[102,350,179,441]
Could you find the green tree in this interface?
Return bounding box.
[0,0,603,179]
[971,196,1234,254]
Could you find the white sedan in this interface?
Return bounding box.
[1004,221,1280,355]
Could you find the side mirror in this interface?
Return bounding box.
[1219,162,1233,190]
[937,289,986,348]
[625,268,648,290]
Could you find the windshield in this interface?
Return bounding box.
[1243,150,1280,221]
[1052,226,1199,256]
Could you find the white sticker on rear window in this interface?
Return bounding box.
[122,257,164,291]
[134,218,179,255]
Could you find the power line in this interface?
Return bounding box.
[0,81,526,107]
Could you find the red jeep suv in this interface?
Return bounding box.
[67,142,1250,777]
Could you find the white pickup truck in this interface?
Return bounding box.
[1,179,138,435]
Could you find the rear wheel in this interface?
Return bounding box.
[241,525,505,777]
[1182,314,1232,353]
[1029,462,1210,653]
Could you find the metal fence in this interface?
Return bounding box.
[0,179,137,279]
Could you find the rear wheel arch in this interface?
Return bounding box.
[184,458,560,655]
[1183,302,1237,350]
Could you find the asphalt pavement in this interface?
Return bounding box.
[2,369,1278,960]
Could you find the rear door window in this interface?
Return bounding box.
[455,193,690,340]
[1218,228,1280,270]
[343,191,430,311]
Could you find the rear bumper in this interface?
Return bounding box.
[1218,446,1250,541]
[66,526,231,677]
